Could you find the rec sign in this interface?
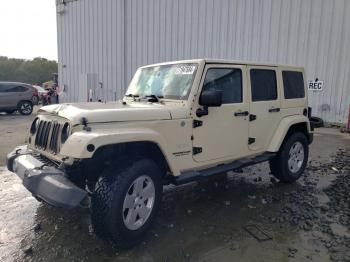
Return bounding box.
[308,79,324,91]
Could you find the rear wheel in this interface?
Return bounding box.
[18,101,33,115]
[269,132,309,183]
[91,158,163,248]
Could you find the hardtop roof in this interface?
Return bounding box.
[141,58,304,70]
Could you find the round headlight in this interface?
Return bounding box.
[61,123,70,143]
[30,118,40,135]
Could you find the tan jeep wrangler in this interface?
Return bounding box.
[7,59,315,247]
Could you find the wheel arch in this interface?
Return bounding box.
[267,115,312,152]
[17,99,33,108]
[92,141,171,175]
[69,140,173,187]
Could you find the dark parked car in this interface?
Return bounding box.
[0,82,38,115]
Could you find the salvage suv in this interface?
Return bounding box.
[7,59,314,247]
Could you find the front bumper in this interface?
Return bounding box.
[6,146,87,209]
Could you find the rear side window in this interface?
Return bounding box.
[6,85,28,92]
[0,84,6,92]
[250,69,277,101]
[202,68,242,104]
[282,71,305,99]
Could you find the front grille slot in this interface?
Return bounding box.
[35,121,43,147]
[35,120,51,149]
[49,122,61,153]
[34,120,63,154]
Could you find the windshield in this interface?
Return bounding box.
[126,63,198,100]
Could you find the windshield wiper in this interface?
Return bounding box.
[125,93,139,98]
[145,94,164,103]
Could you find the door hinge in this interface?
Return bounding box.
[193,147,202,155]
[193,120,203,128]
[248,137,256,145]
[249,114,257,121]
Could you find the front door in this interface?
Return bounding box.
[0,83,9,108]
[0,83,23,108]
[192,64,250,162]
[247,66,281,151]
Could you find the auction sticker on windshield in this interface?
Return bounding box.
[175,65,196,75]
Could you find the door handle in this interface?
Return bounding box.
[268,107,280,113]
[234,110,249,117]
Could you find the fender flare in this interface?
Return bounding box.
[267,115,311,152]
[60,128,176,173]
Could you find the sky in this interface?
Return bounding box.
[0,0,58,61]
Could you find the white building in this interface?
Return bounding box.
[56,0,350,123]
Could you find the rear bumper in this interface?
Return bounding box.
[6,146,87,209]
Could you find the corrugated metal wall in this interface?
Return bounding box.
[56,0,350,123]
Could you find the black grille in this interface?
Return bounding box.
[34,120,63,154]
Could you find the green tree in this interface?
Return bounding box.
[0,56,57,85]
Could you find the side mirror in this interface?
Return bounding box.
[196,90,223,117]
[199,90,222,107]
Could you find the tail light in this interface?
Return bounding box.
[32,87,39,96]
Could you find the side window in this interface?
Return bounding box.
[250,69,277,101]
[282,71,305,99]
[6,85,27,92]
[0,84,6,93]
[202,68,242,104]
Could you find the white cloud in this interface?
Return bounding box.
[0,0,57,60]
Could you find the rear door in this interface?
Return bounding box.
[23,85,34,101]
[247,66,281,151]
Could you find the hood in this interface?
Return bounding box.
[38,101,188,125]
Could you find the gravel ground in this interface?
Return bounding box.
[268,148,350,261]
[0,111,349,262]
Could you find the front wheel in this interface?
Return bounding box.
[91,159,163,248]
[269,132,309,183]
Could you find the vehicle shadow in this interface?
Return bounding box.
[0,106,39,120]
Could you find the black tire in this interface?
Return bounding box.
[18,101,33,115]
[269,132,309,183]
[91,158,163,248]
[309,116,324,128]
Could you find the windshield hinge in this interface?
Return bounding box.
[193,120,203,128]
[248,137,256,145]
[193,147,202,155]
